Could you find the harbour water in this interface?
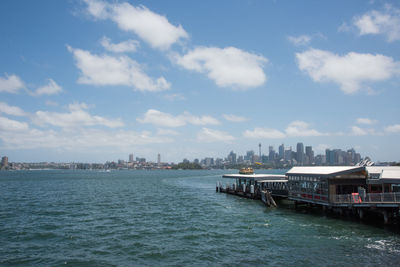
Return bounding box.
[1,169,400,266]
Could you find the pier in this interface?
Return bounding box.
[217,173,288,207]
[218,166,400,224]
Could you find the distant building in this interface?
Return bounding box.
[129,153,134,163]
[261,154,268,163]
[315,154,326,165]
[227,151,237,164]
[157,153,161,165]
[296,143,304,165]
[245,151,254,163]
[215,158,223,167]
[305,146,314,165]
[1,156,8,168]
[136,157,146,163]
[285,147,293,161]
[204,157,214,167]
[279,144,285,160]
[354,153,361,164]
[268,146,276,162]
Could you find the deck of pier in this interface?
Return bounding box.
[219,173,288,201]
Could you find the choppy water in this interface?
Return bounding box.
[1,169,400,266]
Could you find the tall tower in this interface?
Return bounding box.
[279,144,284,160]
[157,153,161,165]
[305,146,314,165]
[296,142,304,165]
[258,143,261,161]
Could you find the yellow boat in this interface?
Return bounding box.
[239,167,254,174]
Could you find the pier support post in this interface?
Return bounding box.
[358,209,364,220]
[383,210,390,225]
[338,208,343,216]
[322,205,327,214]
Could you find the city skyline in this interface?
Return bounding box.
[1,141,368,166]
[0,1,400,163]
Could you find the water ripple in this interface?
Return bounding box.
[0,170,399,266]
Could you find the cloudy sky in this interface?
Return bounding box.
[0,0,400,163]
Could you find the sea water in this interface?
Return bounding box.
[1,169,399,266]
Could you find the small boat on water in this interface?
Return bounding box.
[239,167,254,175]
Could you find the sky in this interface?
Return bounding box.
[0,0,400,163]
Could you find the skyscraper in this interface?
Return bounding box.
[296,142,304,165]
[258,143,262,161]
[227,151,237,164]
[157,153,161,165]
[279,144,284,160]
[129,153,134,163]
[305,146,314,165]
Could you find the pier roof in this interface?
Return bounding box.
[365,166,400,184]
[222,173,286,181]
[286,166,365,177]
[366,166,400,175]
[379,169,400,183]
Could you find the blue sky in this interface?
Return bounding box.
[0,0,399,163]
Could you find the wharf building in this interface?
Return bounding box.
[286,166,400,224]
[219,166,400,224]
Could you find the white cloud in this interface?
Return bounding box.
[100,36,139,53]
[68,46,170,92]
[356,118,377,125]
[0,74,25,93]
[223,114,247,122]
[186,113,219,126]
[243,128,286,139]
[32,102,124,129]
[34,79,63,96]
[352,5,400,42]
[296,48,400,94]
[174,46,267,89]
[338,22,352,33]
[137,109,219,128]
[351,126,369,136]
[0,102,27,116]
[350,125,379,136]
[244,121,325,139]
[138,109,185,127]
[0,116,29,132]
[0,123,172,150]
[285,120,324,137]
[385,124,400,133]
[287,35,311,46]
[197,128,235,143]
[84,0,188,50]
[84,0,108,19]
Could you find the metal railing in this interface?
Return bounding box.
[333,192,400,204]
